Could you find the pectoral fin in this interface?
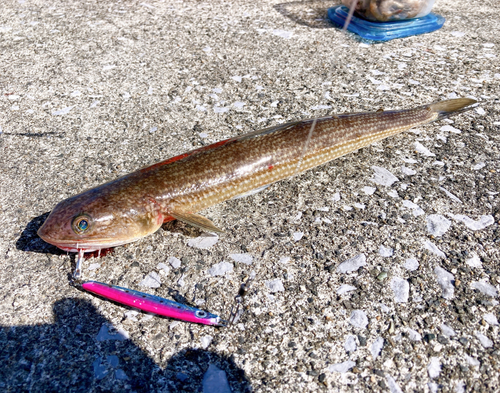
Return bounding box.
[170,212,225,233]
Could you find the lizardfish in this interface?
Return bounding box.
[81,281,226,326]
[38,98,476,275]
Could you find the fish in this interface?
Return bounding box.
[80,280,226,326]
[38,98,476,277]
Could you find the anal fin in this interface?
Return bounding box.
[170,212,225,233]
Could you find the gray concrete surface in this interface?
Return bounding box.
[1,0,499,392]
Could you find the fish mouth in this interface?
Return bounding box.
[37,230,134,253]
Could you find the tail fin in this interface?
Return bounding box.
[428,98,477,121]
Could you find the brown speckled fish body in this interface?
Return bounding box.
[144,108,433,213]
[38,98,475,252]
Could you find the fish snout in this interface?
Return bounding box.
[37,219,59,246]
[37,221,50,242]
[37,213,71,246]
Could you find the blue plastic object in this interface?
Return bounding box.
[328,5,445,41]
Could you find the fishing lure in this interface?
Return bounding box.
[38,98,476,279]
[81,280,226,326]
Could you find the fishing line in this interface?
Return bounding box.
[294,117,317,176]
[294,1,356,176]
[343,0,358,32]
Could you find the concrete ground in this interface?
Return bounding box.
[1,0,499,392]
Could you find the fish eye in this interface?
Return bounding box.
[72,214,92,234]
[195,310,207,318]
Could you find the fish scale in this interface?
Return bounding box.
[160,108,433,213]
[38,98,476,256]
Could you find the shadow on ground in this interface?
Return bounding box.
[274,0,338,29]
[0,298,251,392]
[16,212,64,255]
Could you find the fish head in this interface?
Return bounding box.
[38,188,163,252]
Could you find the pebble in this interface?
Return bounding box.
[187,234,219,249]
[327,360,355,373]
[280,256,291,264]
[169,321,180,330]
[168,256,182,269]
[370,166,399,187]
[483,313,499,326]
[390,277,409,303]
[139,272,161,288]
[124,310,139,321]
[344,335,357,353]
[214,106,229,113]
[208,262,233,277]
[115,368,129,381]
[386,374,403,393]
[157,262,170,275]
[426,214,451,237]
[407,328,422,341]
[437,335,449,345]
[414,141,435,157]
[88,263,100,271]
[371,337,384,359]
[337,254,367,273]
[471,281,498,297]
[434,267,455,299]
[440,125,461,133]
[466,254,482,268]
[449,214,494,231]
[424,333,436,343]
[424,240,446,258]
[404,258,419,271]
[357,335,367,347]
[95,324,129,341]
[401,166,416,176]
[455,381,466,393]
[379,245,394,257]
[427,357,441,379]
[52,105,75,116]
[202,364,232,393]
[337,284,356,295]
[474,332,493,348]
[440,324,456,337]
[350,309,368,329]
[176,372,188,381]
[387,190,399,198]
[93,357,108,379]
[266,279,285,293]
[466,355,480,368]
[362,186,376,195]
[402,200,425,217]
[271,29,293,39]
[200,335,213,349]
[229,253,253,265]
